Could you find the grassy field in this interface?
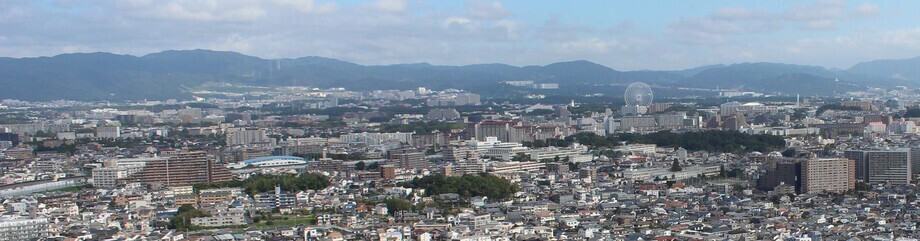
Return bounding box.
[252,214,316,228]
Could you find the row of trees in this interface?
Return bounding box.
[401,173,519,200]
[567,130,785,153]
[194,173,330,197]
[522,138,572,148]
[816,104,862,115]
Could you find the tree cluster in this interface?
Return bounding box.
[170,204,209,231]
[380,198,414,216]
[195,173,330,197]
[816,104,862,115]
[904,107,920,118]
[402,173,519,200]
[566,130,785,153]
[522,138,573,148]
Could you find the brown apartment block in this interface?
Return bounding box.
[132,151,232,187]
[801,158,856,194]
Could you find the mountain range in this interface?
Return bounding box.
[0,49,917,101]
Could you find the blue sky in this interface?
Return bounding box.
[1,0,919,70]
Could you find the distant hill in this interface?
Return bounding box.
[849,56,920,82]
[0,49,915,101]
[681,63,861,95]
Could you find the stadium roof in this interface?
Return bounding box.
[243,156,305,165]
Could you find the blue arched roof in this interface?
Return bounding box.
[243,156,305,165]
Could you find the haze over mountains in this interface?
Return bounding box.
[0,49,918,101]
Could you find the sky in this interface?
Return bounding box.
[1,0,920,70]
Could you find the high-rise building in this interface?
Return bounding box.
[469,120,520,142]
[442,145,480,162]
[912,147,920,175]
[225,128,274,146]
[801,158,855,194]
[96,126,121,139]
[722,114,748,131]
[846,148,912,185]
[757,158,801,193]
[844,150,869,182]
[866,148,911,185]
[92,167,128,189]
[131,151,233,187]
[387,146,427,170]
[619,116,656,132]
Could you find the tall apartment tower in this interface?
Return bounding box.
[912,147,920,174]
[844,150,869,182]
[132,151,233,187]
[847,148,912,185]
[387,146,427,170]
[442,145,480,162]
[756,158,802,193]
[801,158,856,194]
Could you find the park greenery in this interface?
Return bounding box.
[194,173,330,197]
[816,104,862,115]
[904,107,920,118]
[522,138,572,148]
[566,130,785,153]
[170,204,209,231]
[670,159,683,172]
[401,173,519,200]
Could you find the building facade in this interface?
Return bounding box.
[132,151,233,187]
[801,158,856,194]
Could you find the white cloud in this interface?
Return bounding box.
[466,0,509,20]
[850,3,879,18]
[113,0,266,21]
[711,7,772,21]
[270,0,337,13]
[371,0,408,13]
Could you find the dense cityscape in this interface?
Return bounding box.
[4,1,920,241]
[1,81,920,240]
